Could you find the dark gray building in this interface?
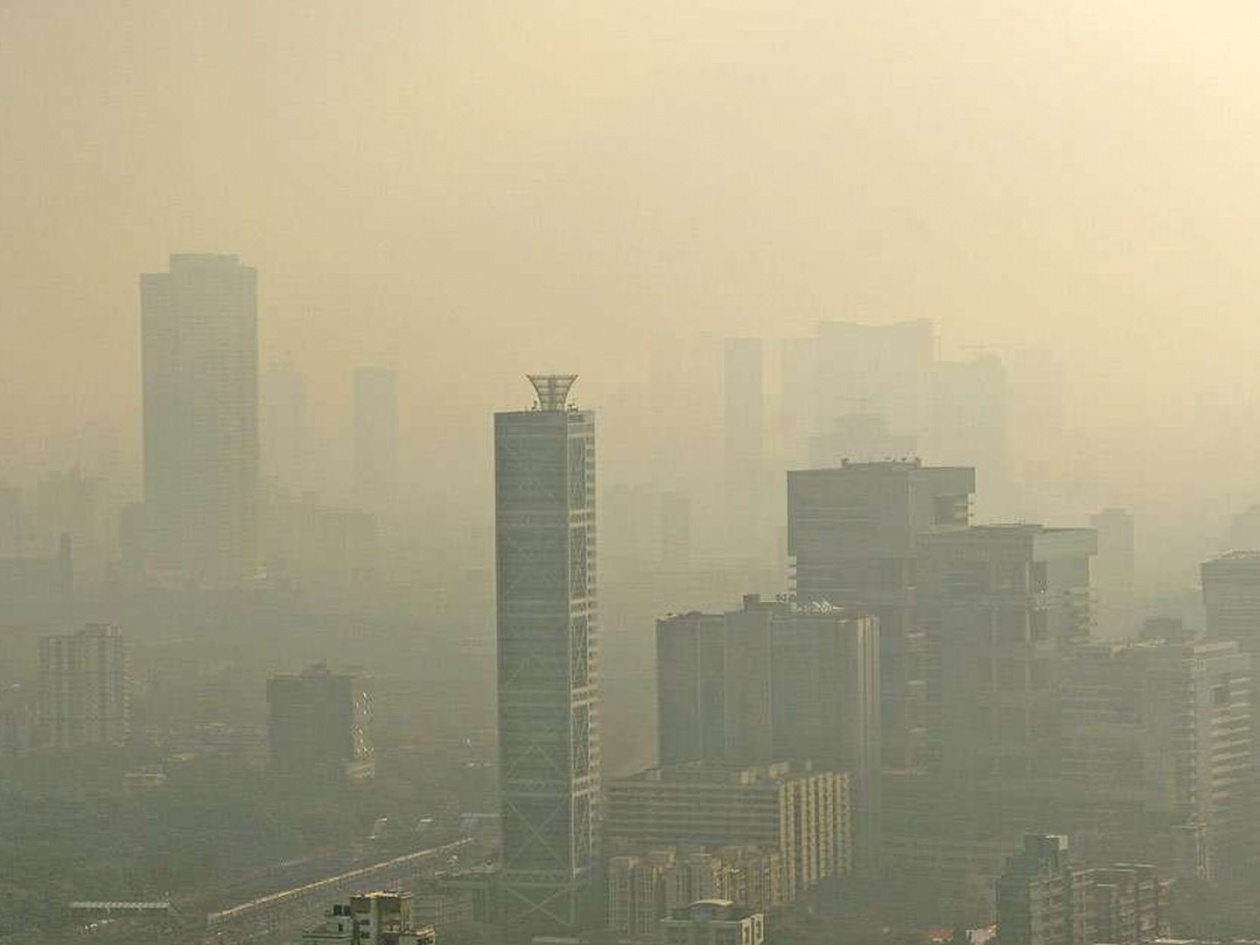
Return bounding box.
[141,253,259,586]
[656,595,880,870]
[494,375,599,934]
[787,460,974,770]
[266,664,373,782]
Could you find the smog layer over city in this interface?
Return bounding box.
[5,3,1260,945]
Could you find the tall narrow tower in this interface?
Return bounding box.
[494,374,599,933]
[141,253,259,585]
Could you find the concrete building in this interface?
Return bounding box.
[1091,509,1136,640]
[38,623,128,748]
[141,253,259,586]
[921,524,1095,785]
[879,525,1095,921]
[787,460,974,770]
[1060,639,1253,879]
[494,375,599,933]
[354,367,399,508]
[996,836,1168,945]
[606,847,782,939]
[656,596,879,869]
[606,763,849,902]
[301,892,436,945]
[660,899,766,945]
[1203,551,1260,652]
[266,664,374,782]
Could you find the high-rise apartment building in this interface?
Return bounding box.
[494,375,599,933]
[38,624,128,748]
[656,595,880,868]
[995,835,1168,945]
[141,253,259,585]
[921,525,1095,790]
[787,460,974,770]
[1061,639,1253,879]
[1202,551,1260,651]
[354,367,399,508]
[266,664,374,782]
[880,524,1094,920]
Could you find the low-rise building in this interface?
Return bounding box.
[660,899,765,945]
[300,892,436,945]
[607,762,849,902]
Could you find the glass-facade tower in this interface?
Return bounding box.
[494,375,599,933]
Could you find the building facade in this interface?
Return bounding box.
[606,762,849,902]
[38,623,128,748]
[660,900,766,945]
[141,253,259,585]
[656,594,879,869]
[494,375,599,933]
[266,664,374,782]
[787,460,974,771]
[1060,639,1253,879]
[996,835,1168,945]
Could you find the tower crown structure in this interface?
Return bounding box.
[527,374,578,411]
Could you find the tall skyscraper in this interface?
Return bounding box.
[495,375,599,933]
[38,624,128,748]
[354,367,399,508]
[141,253,259,585]
[787,460,974,770]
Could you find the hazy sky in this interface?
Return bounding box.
[4,1,1260,492]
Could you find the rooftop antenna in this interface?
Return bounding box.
[526,374,578,411]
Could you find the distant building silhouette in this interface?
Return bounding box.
[38,623,128,748]
[141,253,259,586]
[494,375,599,934]
[266,664,374,782]
[996,835,1168,945]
